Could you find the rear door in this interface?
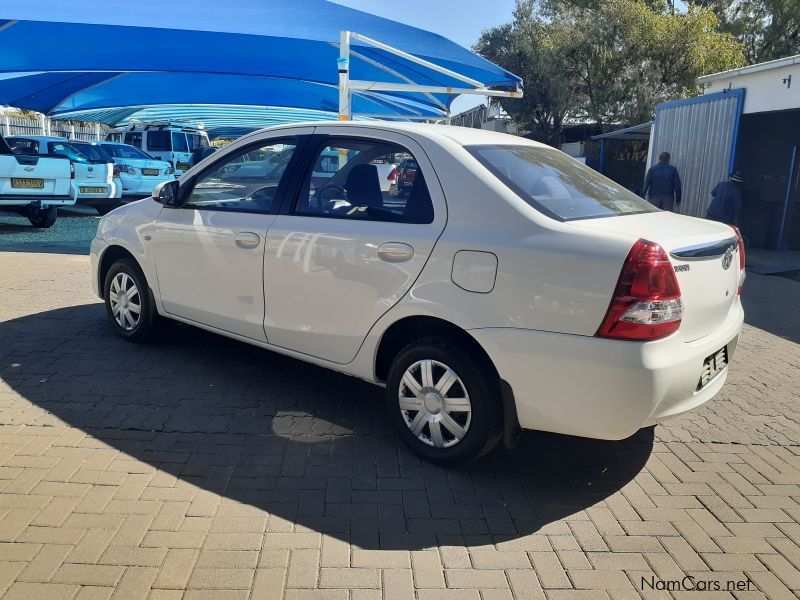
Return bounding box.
[263,128,446,364]
[0,137,70,197]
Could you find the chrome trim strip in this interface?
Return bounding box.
[670,236,738,260]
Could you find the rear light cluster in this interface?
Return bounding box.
[597,239,683,341]
[731,226,746,294]
[112,165,121,178]
[387,167,397,182]
[70,164,75,180]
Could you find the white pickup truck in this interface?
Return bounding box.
[0,133,74,228]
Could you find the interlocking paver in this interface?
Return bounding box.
[0,251,799,599]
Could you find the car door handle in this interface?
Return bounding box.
[235,231,261,249]
[377,242,414,263]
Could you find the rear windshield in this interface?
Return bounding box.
[47,141,90,163]
[71,142,113,164]
[468,144,656,221]
[103,144,152,160]
[171,132,188,153]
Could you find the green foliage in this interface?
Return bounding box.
[476,0,745,140]
[687,0,800,63]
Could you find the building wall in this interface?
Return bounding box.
[703,61,799,114]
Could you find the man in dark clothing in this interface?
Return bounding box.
[706,171,744,226]
[642,152,682,211]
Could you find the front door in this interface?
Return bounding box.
[263,130,446,364]
[154,134,305,341]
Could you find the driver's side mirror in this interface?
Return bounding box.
[154,180,181,207]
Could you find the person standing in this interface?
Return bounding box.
[706,171,744,227]
[642,152,682,212]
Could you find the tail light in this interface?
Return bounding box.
[597,239,683,341]
[387,167,397,182]
[70,164,75,179]
[113,164,121,178]
[731,225,746,294]
[403,170,416,182]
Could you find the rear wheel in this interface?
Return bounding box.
[385,336,502,466]
[27,206,57,228]
[103,258,157,342]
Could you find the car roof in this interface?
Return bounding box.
[9,135,76,142]
[243,121,548,149]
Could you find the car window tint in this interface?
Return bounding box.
[171,132,189,153]
[124,132,142,148]
[147,131,170,152]
[8,138,39,154]
[183,140,297,214]
[294,139,433,224]
[48,141,89,163]
[468,145,657,221]
[71,143,112,164]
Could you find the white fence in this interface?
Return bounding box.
[2,115,107,141]
[560,141,585,158]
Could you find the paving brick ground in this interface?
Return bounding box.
[0,251,798,599]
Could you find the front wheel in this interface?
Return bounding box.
[103,258,157,342]
[28,206,57,228]
[385,336,502,466]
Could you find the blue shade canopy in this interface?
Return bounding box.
[0,0,521,128]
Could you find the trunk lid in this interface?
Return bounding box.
[570,212,741,342]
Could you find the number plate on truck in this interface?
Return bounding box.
[80,186,107,194]
[176,163,191,171]
[697,346,728,390]
[141,168,160,176]
[11,178,44,189]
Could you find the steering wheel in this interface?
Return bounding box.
[317,184,347,201]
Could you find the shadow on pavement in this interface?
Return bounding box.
[741,272,800,344]
[0,206,98,255]
[0,303,653,550]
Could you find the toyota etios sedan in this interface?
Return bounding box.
[90,123,744,465]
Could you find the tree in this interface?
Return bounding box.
[687,0,800,63]
[476,0,745,136]
[475,1,576,145]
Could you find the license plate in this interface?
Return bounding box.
[11,178,44,189]
[80,186,107,194]
[142,168,160,176]
[176,163,191,171]
[697,346,728,390]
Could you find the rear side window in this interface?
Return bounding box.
[468,145,657,221]
[294,138,433,224]
[171,132,188,153]
[147,131,170,152]
[124,132,142,148]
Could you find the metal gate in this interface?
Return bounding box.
[650,89,746,218]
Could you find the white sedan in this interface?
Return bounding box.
[90,122,744,465]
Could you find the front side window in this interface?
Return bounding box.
[146,131,170,152]
[124,132,142,148]
[183,140,297,213]
[171,132,189,153]
[468,144,657,221]
[293,139,434,224]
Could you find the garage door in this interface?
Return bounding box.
[650,89,746,218]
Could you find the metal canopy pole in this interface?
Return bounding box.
[338,31,351,121]
[337,30,523,123]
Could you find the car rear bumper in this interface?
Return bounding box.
[469,299,744,440]
[0,194,75,207]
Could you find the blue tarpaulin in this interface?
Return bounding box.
[0,0,521,129]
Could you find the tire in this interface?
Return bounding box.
[103,258,157,342]
[385,335,502,466]
[27,206,57,228]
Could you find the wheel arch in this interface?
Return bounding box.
[97,245,140,300]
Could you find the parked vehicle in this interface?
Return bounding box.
[396,157,418,197]
[99,142,175,200]
[0,133,73,228]
[105,121,211,173]
[90,123,745,465]
[7,136,121,215]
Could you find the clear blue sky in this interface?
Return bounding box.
[331,0,517,114]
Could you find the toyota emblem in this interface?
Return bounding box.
[721,246,734,270]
